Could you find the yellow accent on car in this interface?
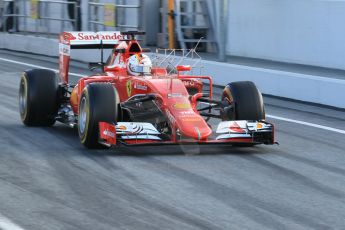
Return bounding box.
[126,80,131,97]
[173,102,191,109]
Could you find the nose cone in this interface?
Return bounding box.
[147,78,212,140]
[170,109,212,140]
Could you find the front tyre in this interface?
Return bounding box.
[221,81,265,121]
[19,69,59,126]
[78,83,118,149]
[220,81,265,147]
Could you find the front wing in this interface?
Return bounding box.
[98,120,275,147]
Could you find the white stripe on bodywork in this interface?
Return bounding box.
[216,133,251,140]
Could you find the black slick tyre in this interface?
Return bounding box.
[19,69,59,126]
[78,83,118,149]
[222,81,265,121]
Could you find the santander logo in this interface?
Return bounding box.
[103,129,115,138]
[63,32,76,40]
[77,32,124,40]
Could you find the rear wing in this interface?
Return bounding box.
[59,31,125,84]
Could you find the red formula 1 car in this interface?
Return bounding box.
[19,31,275,149]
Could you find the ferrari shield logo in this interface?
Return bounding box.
[126,80,131,97]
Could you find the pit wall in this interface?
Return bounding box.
[1,33,344,109]
[227,0,345,70]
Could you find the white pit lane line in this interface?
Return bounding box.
[0,57,84,77]
[1,57,345,135]
[0,215,25,230]
[266,115,345,135]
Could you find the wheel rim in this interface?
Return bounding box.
[19,78,27,117]
[79,97,87,134]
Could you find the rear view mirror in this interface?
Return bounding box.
[104,66,122,72]
[176,65,191,72]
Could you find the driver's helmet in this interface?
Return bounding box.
[127,54,152,76]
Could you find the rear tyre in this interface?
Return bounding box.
[19,69,59,126]
[221,81,265,121]
[78,83,118,149]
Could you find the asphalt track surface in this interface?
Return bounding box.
[0,50,345,230]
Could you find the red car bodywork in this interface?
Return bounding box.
[59,31,274,146]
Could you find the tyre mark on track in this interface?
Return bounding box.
[277,129,344,151]
[0,177,123,230]
[244,156,345,199]
[137,156,332,230]
[0,97,19,113]
[46,153,224,230]
[3,123,224,230]
[278,153,345,177]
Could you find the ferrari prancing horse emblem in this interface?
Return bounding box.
[126,80,131,97]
